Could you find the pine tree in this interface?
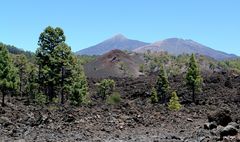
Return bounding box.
[13,54,28,96]
[186,54,203,103]
[168,91,181,111]
[26,63,38,103]
[0,45,19,107]
[156,65,170,104]
[150,87,158,103]
[70,57,88,106]
[52,43,74,104]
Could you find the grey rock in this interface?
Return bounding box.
[187,118,193,122]
[228,122,239,129]
[220,125,238,137]
[204,122,217,130]
[0,116,13,127]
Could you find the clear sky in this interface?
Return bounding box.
[0,0,239,55]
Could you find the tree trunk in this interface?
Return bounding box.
[61,66,64,104]
[2,90,5,107]
[192,86,195,103]
[48,85,54,102]
[162,93,166,104]
[20,73,22,97]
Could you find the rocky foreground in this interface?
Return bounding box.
[0,71,240,142]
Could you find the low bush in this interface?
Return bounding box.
[106,92,121,105]
[97,79,115,98]
[168,91,181,111]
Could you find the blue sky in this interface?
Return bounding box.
[0,0,240,55]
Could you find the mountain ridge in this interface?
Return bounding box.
[76,35,238,60]
[134,38,237,60]
[76,34,149,55]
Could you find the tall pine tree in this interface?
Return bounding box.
[0,45,19,107]
[186,54,202,103]
[36,26,66,102]
[70,57,88,106]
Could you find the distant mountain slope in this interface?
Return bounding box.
[76,34,149,55]
[84,49,145,78]
[133,38,237,60]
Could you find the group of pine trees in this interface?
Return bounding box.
[151,54,202,111]
[0,26,88,107]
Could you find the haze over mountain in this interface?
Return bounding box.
[76,34,149,55]
[133,38,237,60]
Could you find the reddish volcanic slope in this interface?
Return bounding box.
[84,49,144,78]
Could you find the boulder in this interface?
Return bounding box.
[220,125,238,137]
[208,109,232,126]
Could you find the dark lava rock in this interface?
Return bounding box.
[208,109,232,126]
[0,107,5,114]
[225,77,233,89]
[207,74,222,83]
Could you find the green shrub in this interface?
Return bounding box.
[150,87,158,103]
[106,92,121,105]
[139,64,145,73]
[35,93,47,105]
[168,91,181,111]
[97,79,115,98]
